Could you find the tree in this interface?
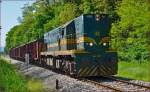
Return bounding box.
[111,0,149,62]
[58,3,79,24]
[5,0,120,56]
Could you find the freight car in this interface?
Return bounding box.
[10,14,118,77]
[9,39,45,62]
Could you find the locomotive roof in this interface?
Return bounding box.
[44,14,108,35]
[44,19,74,36]
[61,20,74,28]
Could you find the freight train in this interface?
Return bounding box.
[9,14,118,77]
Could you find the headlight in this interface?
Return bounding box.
[103,43,107,46]
[89,43,93,46]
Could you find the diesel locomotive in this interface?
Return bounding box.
[10,14,118,77]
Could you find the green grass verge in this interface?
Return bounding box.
[0,58,27,92]
[117,61,150,82]
[0,58,52,92]
[27,77,49,92]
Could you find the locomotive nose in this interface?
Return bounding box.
[84,36,110,53]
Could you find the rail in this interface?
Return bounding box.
[104,76,150,89]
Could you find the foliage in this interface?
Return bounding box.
[44,2,80,32]
[111,0,149,62]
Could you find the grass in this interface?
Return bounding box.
[0,58,27,92]
[0,57,53,92]
[27,77,48,92]
[117,61,150,82]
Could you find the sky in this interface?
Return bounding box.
[1,0,35,47]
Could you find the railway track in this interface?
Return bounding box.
[80,76,150,92]
[106,76,150,89]
[81,78,123,92]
